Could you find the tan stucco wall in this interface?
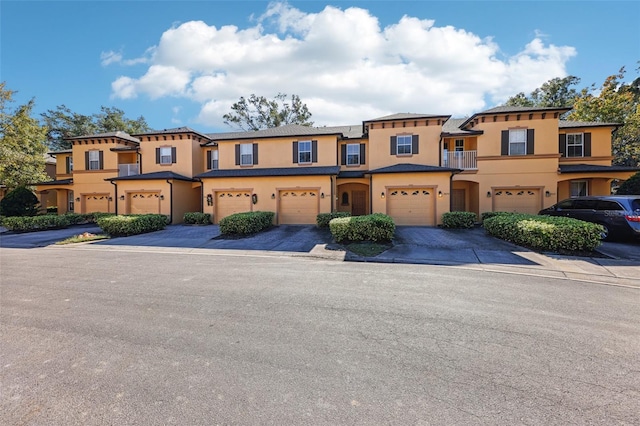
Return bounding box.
[201,175,333,224]
[367,121,444,170]
[338,139,368,172]
[137,133,204,178]
[336,182,370,214]
[558,126,615,159]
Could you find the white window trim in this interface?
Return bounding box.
[240,143,253,166]
[509,129,527,156]
[211,150,219,170]
[397,135,412,155]
[454,139,464,152]
[159,147,172,165]
[88,150,100,170]
[68,156,73,172]
[346,143,360,165]
[566,133,584,158]
[298,140,312,164]
[570,180,588,197]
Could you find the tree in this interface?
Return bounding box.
[567,68,640,167]
[0,82,49,190]
[0,186,39,217]
[223,93,313,131]
[505,76,581,108]
[42,105,150,150]
[616,171,640,195]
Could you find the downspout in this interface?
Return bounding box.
[369,173,373,214]
[110,180,118,215]
[439,136,443,167]
[330,175,334,212]
[195,178,203,212]
[166,179,173,224]
[137,151,142,174]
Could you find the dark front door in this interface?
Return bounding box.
[352,190,367,216]
[452,189,465,212]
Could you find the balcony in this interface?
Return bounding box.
[118,163,139,177]
[443,150,477,170]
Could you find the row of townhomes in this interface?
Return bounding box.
[36,106,639,226]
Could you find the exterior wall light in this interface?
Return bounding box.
[119,195,125,200]
[381,192,385,199]
[160,195,164,200]
[206,194,213,206]
[438,191,443,198]
[252,194,258,204]
[545,190,551,197]
[108,196,113,202]
[271,193,276,199]
[75,197,80,202]
[486,191,492,198]
[320,192,325,199]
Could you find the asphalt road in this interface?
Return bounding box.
[2,247,639,425]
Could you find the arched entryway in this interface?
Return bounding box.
[336,182,369,216]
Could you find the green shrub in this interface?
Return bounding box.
[616,171,640,195]
[316,211,351,228]
[2,214,71,232]
[183,212,211,225]
[0,186,39,217]
[46,206,58,214]
[219,211,274,235]
[480,211,512,221]
[329,213,395,243]
[97,214,168,237]
[442,211,477,228]
[62,212,114,225]
[483,213,603,252]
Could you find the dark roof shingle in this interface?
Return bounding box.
[369,163,461,174]
[197,166,340,179]
[106,171,194,182]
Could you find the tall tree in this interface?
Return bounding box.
[42,105,150,150]
[505,76,581,108]
[567,68,640,167]
[0,82,49,190]
[223,93,313,131]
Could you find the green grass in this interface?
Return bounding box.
[346,241,392,257]
[56,232,110,245]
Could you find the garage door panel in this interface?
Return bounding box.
[128,192,160,215]
[279,190,318,224]
[493,189,540,214]
[387,188,435,226]
[216,191,252,223]
[84,194,109,213]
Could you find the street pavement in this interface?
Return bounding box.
[2,247,639,425]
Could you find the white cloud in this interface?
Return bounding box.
[109,2,577,129]
[101,50,123,66]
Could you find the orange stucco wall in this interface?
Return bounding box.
[137,132,205,178]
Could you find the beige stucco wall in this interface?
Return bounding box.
[137,132,205,178]
[558,126,614,159]
[367,121,444,170]
[338,139,368,172]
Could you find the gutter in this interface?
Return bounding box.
[110,180,118,215]
[137,151,142,174]
[166,179,173,223]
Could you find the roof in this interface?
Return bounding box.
[337,170,367,179]
[134,126,212,141]
[204,124,346,144]
[196,166,341,179]
[558,164,640,174]
[441,118,483,136]
[460,105,572,129]
[66,131,140,144]
[369,163,462,174]
[48,149,72,155]
[364,113,450,123]
[321,125,363,139]
[559,120,620,129]
[35,178,73,186]
[106,171,194,182]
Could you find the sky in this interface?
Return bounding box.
[2,1,639,133]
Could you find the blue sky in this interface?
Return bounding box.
[2,1,638,133]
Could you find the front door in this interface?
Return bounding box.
[452,189,465,212]
[352,191,367,216]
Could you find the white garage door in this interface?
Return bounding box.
[128,192,160,215]
[83,193,110,214]
[387,188,435,226]
[215,191,252,223]
[493,188,541,214]
[278,190,319,224]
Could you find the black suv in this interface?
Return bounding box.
[538,196,640,240]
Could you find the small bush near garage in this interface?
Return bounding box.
[483,213,603,252]
[0,186,40,217]
[480,211,512,221]
[616,171,640,195]
[219,211,275,235]
[62,212,115,225]
[442,211,477,229]
[97,214,168,237]
[329,213,395,243]
[2,214,72,232]
[316,212,351,228]
[183,212,211,225]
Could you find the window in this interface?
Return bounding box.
[346,144,360,165]
[509,129,527,155]
[341,192,349,206]
[240,143,253,166]
[211,150,219,170]
[88,150,101,170]
[66,156,73,173]
[68,191,74,212]
[454,139,464,152]
[397,135,412,155]
[159,147,172,164]
[567,133,583,157]
[570,181,588,197]
[298,141,312,163]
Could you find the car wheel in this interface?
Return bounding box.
[598,223,611,241]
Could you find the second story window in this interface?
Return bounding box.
[298,141,312,163]
[240,143,253,165]
[211,150,219,170]
[567,133,583,157]
[156,146,176,165]
[66,156,73,173]
[346,144,360,165]
[86,150,103,170]
[509,129,527,155]
[397,135,412,155]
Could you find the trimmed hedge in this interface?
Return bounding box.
[442,211,476,229]
[316,211,351,228]
[329,213,395,243]
[62,212,115,225]
[483,213,603,252]
[481,211,512,221]
[2,214,72,232]
[97,214,168,237]
[184,212,211,225]
[219,211,274,235]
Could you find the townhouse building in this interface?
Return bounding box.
[37,106,639,225]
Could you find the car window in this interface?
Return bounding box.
[557,200,574,209]
[631,199,640,212]
[572,199,597,209]
[596,200,623,211]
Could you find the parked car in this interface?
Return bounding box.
[538,195,640,240]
